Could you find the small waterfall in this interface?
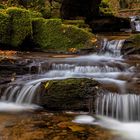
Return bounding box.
[51,63,121,73]
[0,82,41,104]
[130,16,140,32]
[96,92,140,121]
[100,39,125,56]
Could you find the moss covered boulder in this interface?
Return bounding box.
[32,18,95,52]
[6,7,32,48]
[39,78,101,111]
[122,34,140,55]
[0,10,10,46]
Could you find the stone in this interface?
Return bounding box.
[122,34,140,55]
[39,78,102,111]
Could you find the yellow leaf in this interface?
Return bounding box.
[91,38,97,43]
[44,82,49,89]
[68,125,85,132]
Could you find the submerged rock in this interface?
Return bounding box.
[39,78,102,111]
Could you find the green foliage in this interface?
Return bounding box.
[6,7,32,47]
[62,20,91,32]
[32,18,93,52]
[128,34,140,47]
[0,11,10,45]
[99,0,114,16]
[29,10,43,18]
[7,0,20,6]
[6,0,51,18]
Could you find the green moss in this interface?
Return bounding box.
[126,34,140,47]
[6,7,32,47]
[99,0,114,16]
[7,0,52,18]
[7,0,21,7]
[0,4,6,9]
[32,18,94,52]
[40,78,99,110]
[0,10,10,45]
[29,11,43,18]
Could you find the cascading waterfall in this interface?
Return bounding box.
[0,82,41,104]
[96,92,140,121]
[100,39,125,56]
[0,38,134,117]
[51,64,121,73]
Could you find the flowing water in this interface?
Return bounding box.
[130,16,140,32]
[0,36,140,139]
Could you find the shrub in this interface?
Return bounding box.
[6,7,32,47]
[0,10,10,45]
[32,18,94,52]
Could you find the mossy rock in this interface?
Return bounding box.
[29,11,43,18]
[0,10,10,45]
[32,18,94,52]
[39,78,101,111]
[7,0,58,18]
[122,34,140,55]
[6,7,32,48]
[99,0,114,16]
[62,20,91,32]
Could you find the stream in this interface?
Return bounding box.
[0,19,140,139]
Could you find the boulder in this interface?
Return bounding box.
[39,78,102,111]
[6,7,32,48]
[32,18,96,53]
[0,10,10,46]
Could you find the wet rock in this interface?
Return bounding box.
[122,34,140,55]
[5,122,16,128]
[39,78,102,111]
[0,58,33,76]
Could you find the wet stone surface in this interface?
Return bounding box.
[0,112,113,140]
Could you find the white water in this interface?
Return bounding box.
[0,37,139,139]
[130,16,140,32]
[101,39,125,56]
[52,64,122,72]
[73,115,140,140]
[96,93,140,121]
[0,102,40,112]
[0,38,133,115]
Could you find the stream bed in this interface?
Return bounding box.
[0,33,140,140]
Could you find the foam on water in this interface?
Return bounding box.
[73,115,140,140]
[0,102,40,112]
